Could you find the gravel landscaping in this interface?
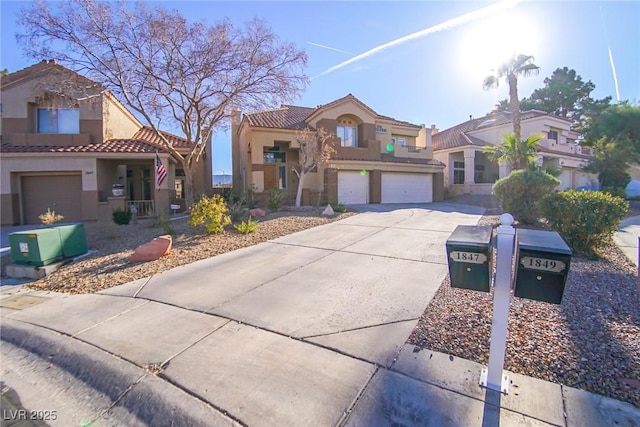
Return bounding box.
[0,210,354,294]
[409,214,640,408]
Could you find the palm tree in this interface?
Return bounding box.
[483,54,540,140]
[484,133,542,170]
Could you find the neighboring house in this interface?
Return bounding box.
[432,110,597,195]
[232,94,445,205]
[0,60,212,226]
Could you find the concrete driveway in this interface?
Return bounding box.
[1,204,504,425]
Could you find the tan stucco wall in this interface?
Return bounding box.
[1,155,98,193]
[306,102,377,128]
[102,95,142,140]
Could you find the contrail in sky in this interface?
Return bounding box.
[312,0,523,80]
[600,6,621,102]
[307,42,353,55]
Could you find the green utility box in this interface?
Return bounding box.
[514,229,572,304]
[9,228,64,267]
[52,223,88,257]
[446,225,493,292]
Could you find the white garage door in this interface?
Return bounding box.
[381,173,432,204]
[558,170,572,190]
[338,171,369,204]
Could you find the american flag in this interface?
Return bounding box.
[155,153,167,190]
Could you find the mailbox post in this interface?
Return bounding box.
[480,213,515,393]
[445,213,572,395]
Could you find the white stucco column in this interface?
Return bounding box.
[464,148,475,194]
[499,163,511,179]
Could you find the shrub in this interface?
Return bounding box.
[492,170,560,224]
[233,216,258,234]
[227,201,246,223]
[539,190,628,257]
[189,194,231,233]
[331,203,347,213]
[112,208,132,225]
[157,214,174,235]
[267,186,285,210]
[39,208,64,225]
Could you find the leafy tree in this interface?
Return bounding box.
[492,67,611,132]
[18,0,308,207]
[583,103,640,191]
[291,128,335,207]
[484,133,542,170]
[483,54,540,139]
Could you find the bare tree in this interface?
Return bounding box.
[291,128,335,207]
[18,0,308,206]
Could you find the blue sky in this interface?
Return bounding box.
[2,1,639,176]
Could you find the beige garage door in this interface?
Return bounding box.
[22,174,83,224]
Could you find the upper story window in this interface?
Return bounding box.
[37,108,80,134]
[392,136,407,147]
[337,125,357,147]
[547,129,559,142]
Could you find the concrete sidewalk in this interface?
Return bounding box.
[2,204,639,426]
[614,215,640,267]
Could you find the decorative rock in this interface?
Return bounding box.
[321,204,335,216]
[129,235,172,263]
[249,208,266,218]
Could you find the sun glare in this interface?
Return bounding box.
[459,11,539,79]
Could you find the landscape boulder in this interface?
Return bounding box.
[321,204,335,216]
[129,235,172,263]
[249,208,266,218]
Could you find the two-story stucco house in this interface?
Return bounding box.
[232,94,445,205]
[1,60,212,225]
[432,110,597,195]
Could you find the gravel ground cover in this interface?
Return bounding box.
[0,210,354,294]
[408,214,640,408]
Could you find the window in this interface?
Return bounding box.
[453,161,465,184]
[278,165,287,189]
[391,136,407,147]
[263,148,286,163]
[337,125,357,147]
[474,164,485,183]
[37,108,80,134]
[547,130,558,141]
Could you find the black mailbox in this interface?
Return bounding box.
[446,225,493,292]
[514,229,571,304]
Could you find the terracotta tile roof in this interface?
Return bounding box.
[244,94,421,130]
[379,154,444,166]
[245,105,315,130]
[432,110,551,151]
[536,145,593,160]
[1,60,105,96]
[133,126,192,149]
[1,138,169,154]
[332,154,444,166]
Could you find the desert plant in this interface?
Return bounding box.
[189,194,231,233]
[157,214,174,235]
[539,190,628,257]
[39,208,64,225]
[492,170,560,224]
[233,216,258,234]
[267,186,286,210]
[112,208,132,225]
[227,201,246,223]
[331,203,347,213]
